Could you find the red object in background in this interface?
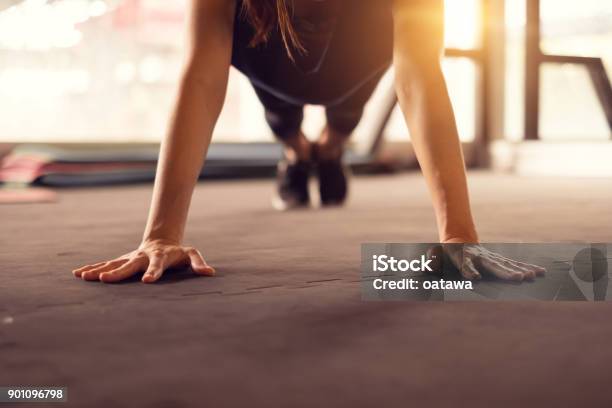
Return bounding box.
[0,187,57,204]
[113,0,142,28]
[0,154,155,185]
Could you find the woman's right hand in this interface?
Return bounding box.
[72,239,215,284]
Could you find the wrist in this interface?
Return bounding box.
[440,225,479,244]
[142,224,183,247]
[433,202,478,244]
[441,236,479,244]
[440,231,479,244]
[140,236,181,248]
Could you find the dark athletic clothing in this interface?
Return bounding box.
[231,0,394,139]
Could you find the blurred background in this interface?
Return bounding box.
[0,0,610,187]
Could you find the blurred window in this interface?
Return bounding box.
[505,0,612,141]
[0,0,481,144]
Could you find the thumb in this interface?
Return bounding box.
[186,248,216,276]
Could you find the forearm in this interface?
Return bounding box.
[395,63,478,243]
[143,74,224,244]
[140,0,234,245]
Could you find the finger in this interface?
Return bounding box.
[479,257,524,282]
[460,257,481,280]
[142,254,167,283]
[501,257,546,277]
[519,268,535,281]
[534,265,546,276]
[497,258,536,280]
[81,259,129,281]
[72,261,106,277]
[81,259,128,281]
[186,248,215,276]
[99,258,145,283]
[520,264,536,280]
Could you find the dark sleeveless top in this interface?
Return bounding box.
[231,0,394,106]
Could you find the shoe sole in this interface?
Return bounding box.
[271,195,311,211]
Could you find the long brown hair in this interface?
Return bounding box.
[241,0,305,59]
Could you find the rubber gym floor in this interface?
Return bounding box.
[2,172,612,407]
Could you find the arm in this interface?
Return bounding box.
[73,0,236,283]
[392,0,478,244]
[143,0,234,245]
[392,0,546,281]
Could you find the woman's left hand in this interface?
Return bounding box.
[437,244,546,282]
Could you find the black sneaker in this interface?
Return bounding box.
[273,159,312,210]
[315,154,349,207]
